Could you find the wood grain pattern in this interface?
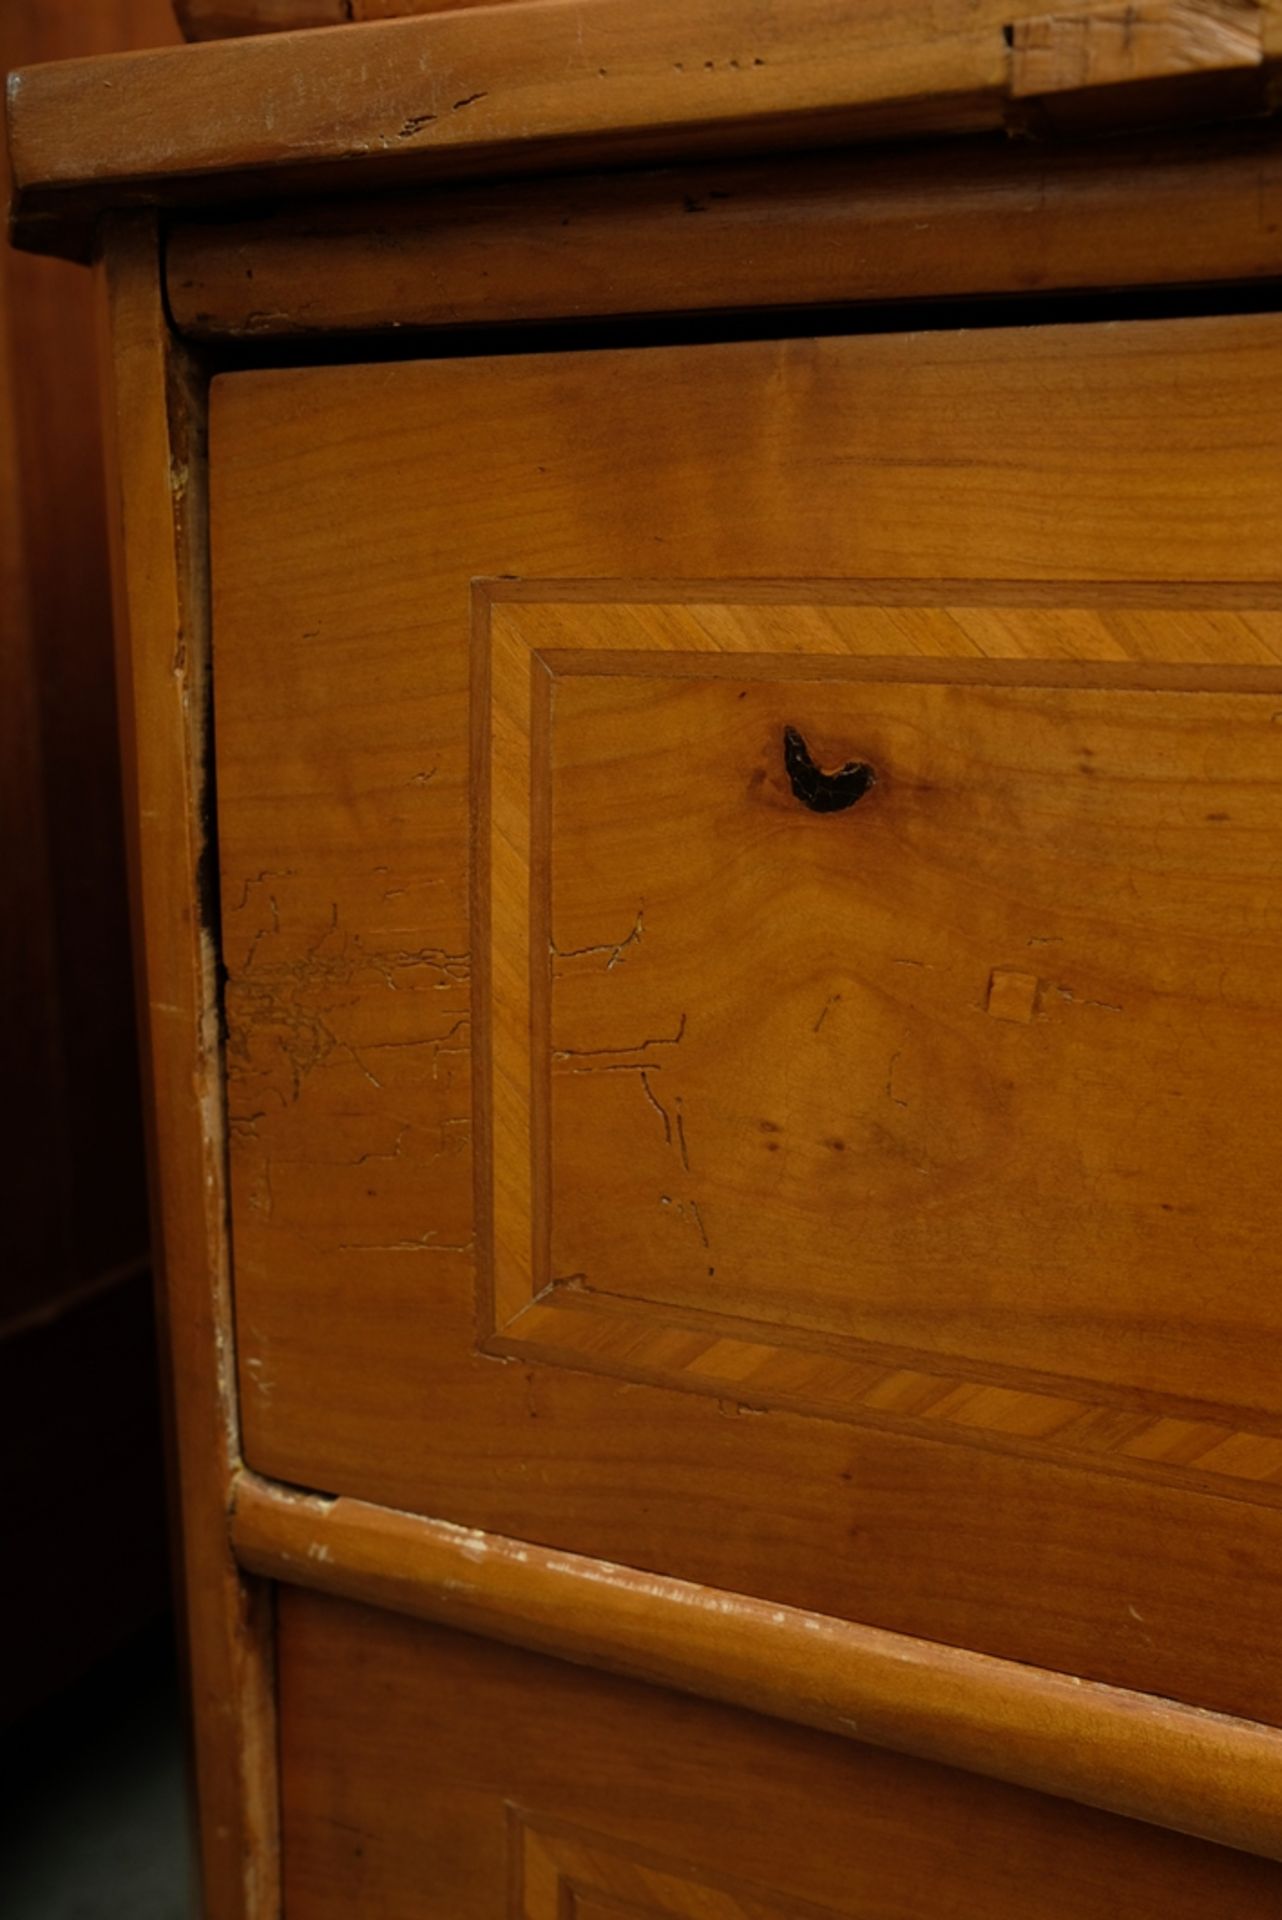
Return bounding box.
[212,319,1282,1727]
[71,22,1282,1909]
[97,212,278,1920]
[165,123,1282,340]
[1011,0,1263,96]
[274,1588,1282,1914]
[4,0,1013,258]
[15,0,1282,259]
[234,1473,1282,1861]
[514,1815,862,1920]
[477,594,1282,1491]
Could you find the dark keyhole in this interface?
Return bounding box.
[782,726,875,814]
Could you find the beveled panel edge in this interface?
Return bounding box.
[473,581,1282,1504]
[511,1810,846,1920]
[231,1468,1282,1864]
[477,577,1282,611]
[492,1290,1282,1512]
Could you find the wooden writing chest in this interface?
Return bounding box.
[10,1,1282,1911]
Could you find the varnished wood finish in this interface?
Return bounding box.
[1011,0,1264,95]
[275,1588,1282,1916]
[1005,0,1279,135]
[3,0,1019,258]
[167,123,1282,341]
[12,0,1282,259]
[97,213,277,1920]
[233,1474,1282,1861]
[212,318,1282,1729]
[480,594,1282,1463]
[171,0,1282,77]
[36,15,1282,1904]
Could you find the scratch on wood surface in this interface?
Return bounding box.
[638,1069,672,1145]
[225,899,470,1105]
[552,904,645,970]
[812,991,842,1032]
[554,1011,687,1060]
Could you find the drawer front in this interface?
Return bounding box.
[277,1588,1282,1919]
[210,319,1282,1723]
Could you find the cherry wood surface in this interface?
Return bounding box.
[480,599,1282,1426]
[11,0,1282,258]
[98,214,278,1920]
[165,124,1282,342]
[234,1474,1282,1861]
[211,316,1282,1730]
[22,17,1282,1901]
[274,1587,1282,1917]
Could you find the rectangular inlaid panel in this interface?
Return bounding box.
[276,1590,1282,1920]
[516,1814,843,1920]
[478,594,1282,1478]
[213,324,1282,1722]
